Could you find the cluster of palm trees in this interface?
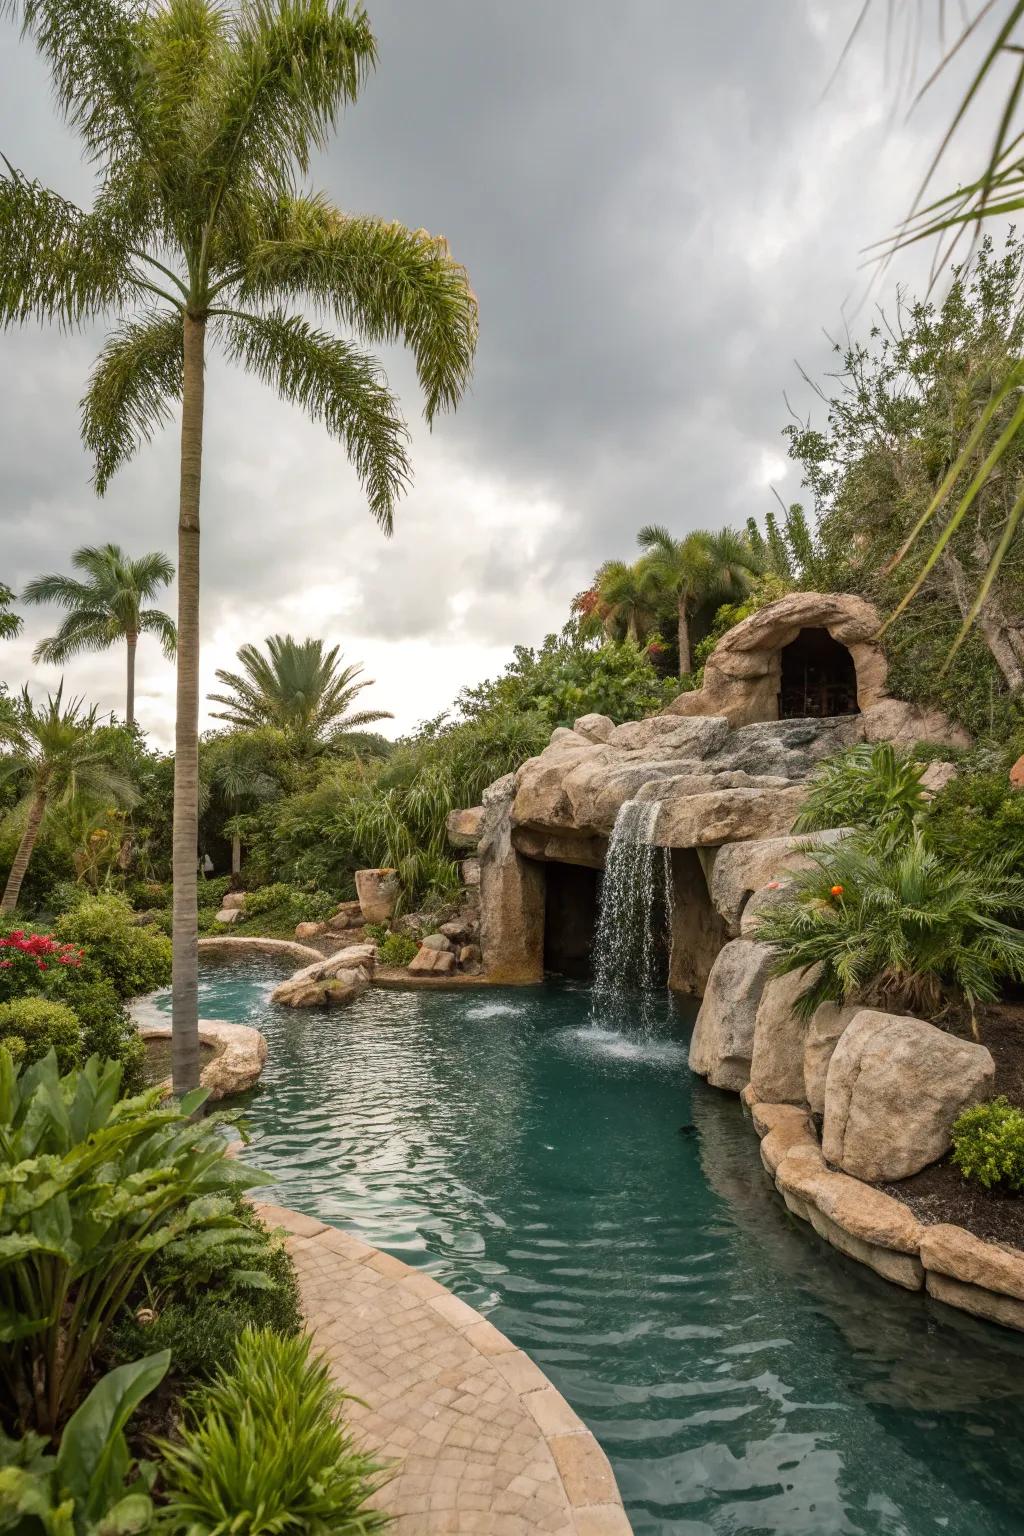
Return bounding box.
[579,524,766,677]
[1,0,478,1093]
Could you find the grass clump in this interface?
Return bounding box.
[377,933,418,968]
[952,1098,1024,1192]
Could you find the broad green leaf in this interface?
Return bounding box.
[56,1352,170,1510]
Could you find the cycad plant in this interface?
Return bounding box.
[209,635,390,753]
[23,543,176,727]
[0,685,137,914]
[0,0,477,1092]
[755,830,1024,1029]
[636,526,762,676]
[793,743,929,842]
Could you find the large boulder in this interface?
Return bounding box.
[707,827,851,935]
[651,784,806,850]
[355,867,399,923]
[446,806,484,849]
[749,966,820,1105]
[822,1010,995,1181]
[270,945,376,1008]
[688,939,775,1092]
[479,775,545,983]
[861,699,971,750]
[803,1001,860,1116]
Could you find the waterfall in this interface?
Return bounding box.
[591,798,669,1031]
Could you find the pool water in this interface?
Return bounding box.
[155,963,1024,1535]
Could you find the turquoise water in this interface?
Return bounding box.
[156,963,1024,1534]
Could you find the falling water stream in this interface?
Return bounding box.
[591,797,671,1031]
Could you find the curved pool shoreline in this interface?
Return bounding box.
[256,1198,630,1534]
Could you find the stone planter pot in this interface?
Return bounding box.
[355,867,400,924]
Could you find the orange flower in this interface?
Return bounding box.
[830,884,845,898]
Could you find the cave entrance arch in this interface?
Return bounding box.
[778,627,859,719]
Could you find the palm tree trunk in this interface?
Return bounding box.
[231,833,241,876]
[125,631,137,727]
[677,598,692,677]
[171,314,206,1095]
[1,789,47,915]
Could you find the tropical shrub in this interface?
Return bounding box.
[106,1202,301,1390]
[794,743,929,838]
[378,933,418,968]
[0,1352,169,1536]
[0,1050,272,1435]
[926,751,1024,870]
[0,997,81,1071]
[47,970,146,1092]
[196,875,233,912]
[0,930,83,1002]
[951,1098,1024,1191]
[755,831,1024,1023]
[53,894,171,999]
[158,1328,390,1535]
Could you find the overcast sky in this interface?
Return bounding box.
[0,1,1007,746]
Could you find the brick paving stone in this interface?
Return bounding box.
[278,1213,630,1534]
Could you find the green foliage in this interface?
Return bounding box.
[794,744,929,838]
[157,1327,390,1536]
[925,746,1024,869]
[755,830,1024,1021]
[0,1050,272,1435]
[785,234,1024,738]
[196,876,233,912]
[952,1097,1024,1192]
[107,1205,301,1391]
[53,894,171,999]
[209,635,391,752]
[22,541,176,673]
[363,921,389,944]
[0,1352,169,1536]
[0,997,81,1072]
[0,585,21,642]
[47,971,145,1095]
[377,933,417,968]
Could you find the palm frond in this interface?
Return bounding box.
[81,308,184,492]
[0,163,130,327]
[222,309,409,530]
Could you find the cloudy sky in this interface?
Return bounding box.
[0,1,1007,746]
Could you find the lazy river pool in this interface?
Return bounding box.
[155,961,1024,1535]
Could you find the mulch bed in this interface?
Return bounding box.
[878,1002,1024,1251]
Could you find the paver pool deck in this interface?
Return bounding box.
[256,1203,632,1535]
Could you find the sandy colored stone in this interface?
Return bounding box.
[215,906,240,924]
[822,1009,994,1181]
[548,1435,619,1508]
[1011,753,1024,790]
[652,785,806,850]
[572,713,616,744]
[221,890,246,910]
[758,1106,817,1176]
[142,1019,267,1100]
[355,867,400,923]
[749,966,820,1105]
[709,829,850,936]
[861,698,971,749]
[774,1144,924,1254]
[479,775,546,983]
[925,1270,1024,1332]
[739,878,797,937]
[295,921,327,939]
[446,806,485,848]
[803,1001,860,1116]
[919,1224,1024,1300]
[409,946,456,974]
[803,1204,924,1290]
[920,761,957,796]
[688,939,775,1092]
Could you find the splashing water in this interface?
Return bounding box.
[591,797,669,1031]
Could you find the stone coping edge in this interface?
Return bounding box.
[253,1200,632,1535]
[137,1019,267,1101]
[198,935,324,964]
[741,1088,1024,1334]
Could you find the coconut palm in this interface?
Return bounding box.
[0,0,477,1092]
[0,685,137,914]
[209,636,391,753]
[637,526,762,676]
[23,543,176,726]
[0,585,21,641]
[592,561,657,645]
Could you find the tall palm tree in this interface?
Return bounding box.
[0,1,477,1093]
[637,526,762,676]
[209,635,391,750]
[592,561,658,645]
[0,685,137,913]
[23,543,176,726]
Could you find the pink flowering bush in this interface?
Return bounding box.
[0,930,83,1003]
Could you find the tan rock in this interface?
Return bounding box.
[861,699,971,750]
[750,966,820,1105]
[446,805,485,848]
[803,1001,860,1116]
[739,878,796,936]
[822,1009,995,1181]
[925,1271,1024,1332]
[294,921,327,939]
[688,939,775,1092]
[653,785,807,850]
[198,935,322,964]
[919,1224,1024,1300]
[707,828,851,935]
[461,856,481,887]
[758,1106,818,1175]
[920,761,957,796]
[221,891,246,910]
[1011,753,1024,790]
[409,946,455,974]
[573,712,616,744]
[775,1144,924,1254]
[215,906,241,924]
[458,943,481,966]
[142,1020,267,1099]
[271,967,370,1008]
[354,867,399,923]
[479,775,545,983]
[804,1204,924,1290]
